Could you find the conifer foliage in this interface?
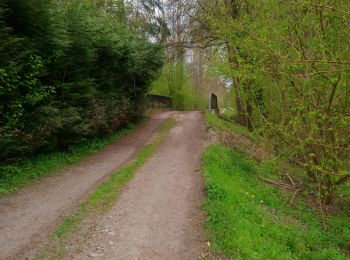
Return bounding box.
[0,0,163,160]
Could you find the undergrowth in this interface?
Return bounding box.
[0,123,136,197]
[203,115,350,259]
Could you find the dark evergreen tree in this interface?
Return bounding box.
[0,0,163,160]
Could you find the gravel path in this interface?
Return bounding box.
[0,112,174,260]
[70,111,206,260]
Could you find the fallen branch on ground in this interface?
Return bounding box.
[259,176,295,190]
[259,176,302,204]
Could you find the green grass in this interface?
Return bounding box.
[205,112,254,139]
[35,118,176,259]
[203,146,350,259]
[0,123,136,197]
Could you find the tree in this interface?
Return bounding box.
[0,0,163,160]
[201,0,350,203]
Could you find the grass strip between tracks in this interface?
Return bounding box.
[35,118,176,259]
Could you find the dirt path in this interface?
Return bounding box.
[68,111,206,260]
[0,112,175,260]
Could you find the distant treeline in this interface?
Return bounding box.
[0,0,163,160]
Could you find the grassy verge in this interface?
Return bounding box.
[205,112,254,140]
[220,107,237,121]
[35,118,176,259]
[0,123,136,197]
[203,115,350,259]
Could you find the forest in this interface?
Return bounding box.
[0,0,163,160]
[1,0,350,213]
[1,0,350,258]
[149,0,350,205]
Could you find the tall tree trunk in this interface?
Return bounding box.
[224,0,250,127]
[226,42,247,127]
[246,99,254,131]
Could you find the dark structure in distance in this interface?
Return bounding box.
[145,94,173,110]
[209,93,218,110]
